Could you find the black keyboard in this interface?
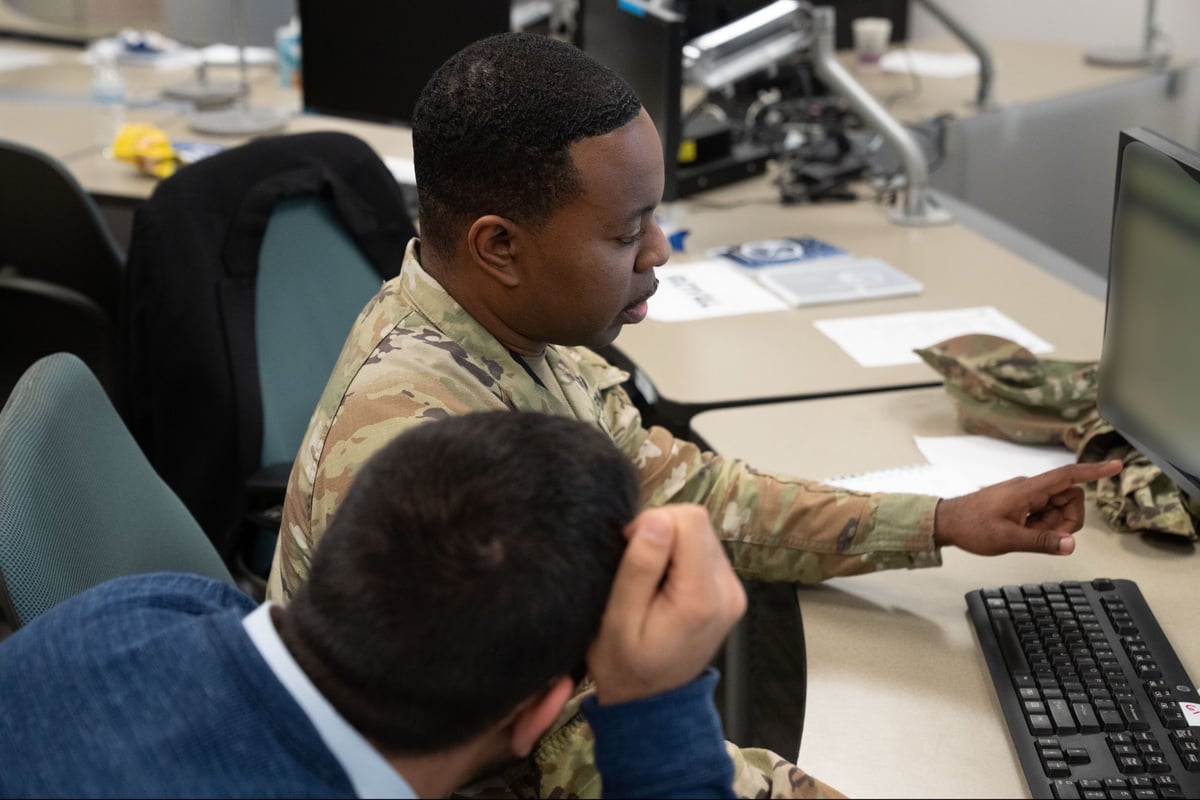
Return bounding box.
[966,579,1200,800]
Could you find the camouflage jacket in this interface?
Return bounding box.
[267,240,941,601]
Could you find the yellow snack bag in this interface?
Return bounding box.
[111,123,180,179]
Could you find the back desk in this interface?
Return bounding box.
[0,40,1144,418]
[614,175,1104,415]
[690,388,1199,798]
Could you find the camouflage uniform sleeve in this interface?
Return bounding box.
[602,387,941,583]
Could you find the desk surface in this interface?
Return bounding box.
[0,37,1137,411]
[691,388,1199,798]
[613,176,1104,409]
[850,37,1188,122]
[1,34,1171,196]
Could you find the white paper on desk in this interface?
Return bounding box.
[914,435,1077,488]
[813,306,1053,368]
[200,44,276,66]
[647,261,789,322]
[880,50,980,78]
[0,47,54,72]
[825,463,979,498]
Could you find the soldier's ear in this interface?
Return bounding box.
[467,215,521,289]
[509,676,574,758]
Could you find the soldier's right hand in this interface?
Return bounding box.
[587,504,747,706]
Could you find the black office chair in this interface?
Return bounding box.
[0,139,125,404]
[0,274,115,402]
[123,131,415,589]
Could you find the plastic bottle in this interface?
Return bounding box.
[91,41,127,149]
[275,16,301,89]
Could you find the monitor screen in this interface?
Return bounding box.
[298,0,510,126]
[581,0,685,202]
[1098,128,1200,501]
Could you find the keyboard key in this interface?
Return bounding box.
[1065,747,1091,764]
[1051,779,1081,799]
[1120,702,1150,731]
[1044,759,1070,777]
[1118,756,1146,774]
[1048,699,1078,734]
[1101,709,1126,731]
[1073,702,1101,733]
[1028,713,1053,736]
[1145,755,1171,773]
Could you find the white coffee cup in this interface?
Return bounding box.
[852,17,892,64]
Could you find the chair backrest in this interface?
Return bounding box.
[0,139,124,322]
[256,196,383,467]
[0,354,233,635]
[0,274,115,403]
[123,131,413,559]
[0,140,125,406]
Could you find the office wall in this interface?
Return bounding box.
[909,0,1200,58]
[910,0,1200,277]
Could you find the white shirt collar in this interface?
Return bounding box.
[242,603,416,799]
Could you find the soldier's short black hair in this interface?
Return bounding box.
[280,411,638,754]
[412,32,643,256]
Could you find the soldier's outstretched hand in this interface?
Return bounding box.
[587,504,746,705]
[933,459,1123,556]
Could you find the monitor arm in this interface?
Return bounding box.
[809,5,950,226]
[911,0,996,109]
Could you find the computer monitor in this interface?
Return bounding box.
[1098,128,1200,503]
[297,0,510,125]
[581,0,777,201]
[683,0,909,47]
[581,0,686,202]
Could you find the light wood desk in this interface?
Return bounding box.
[690,388,1198,798]
[612,175,1104,414]
[849,37,1189,122]
[0,39,283,162]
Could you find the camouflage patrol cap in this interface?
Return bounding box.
[914,334,1098,445]
[1064,415,1198,540]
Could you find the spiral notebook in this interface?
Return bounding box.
[825,463,979,497]
[825,436,1078,497]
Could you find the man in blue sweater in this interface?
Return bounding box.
[0,412,744,798]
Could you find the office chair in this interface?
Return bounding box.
[714,580,808,759]
[0,139,125,404]
[0,274,115,402]
[0,354,233,639]
[123,131,414,585]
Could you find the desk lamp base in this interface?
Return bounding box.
[188,107,290,136]
[1085,46,1165,69]
[162,79,245,109]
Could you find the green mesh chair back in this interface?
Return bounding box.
[255,196,383,468]
[0,354,233,634]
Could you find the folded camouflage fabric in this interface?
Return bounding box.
[1063,414,1198,540]
[915,334,1196,540]
[914,334,1097,445]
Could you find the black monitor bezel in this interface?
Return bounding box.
[580,0,685,203]
[1098,126,1200,503]
[297,0,510,127]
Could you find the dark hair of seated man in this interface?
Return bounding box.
[412,31,642,258]
[277,410,639,754]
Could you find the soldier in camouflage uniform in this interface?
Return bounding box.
[267,33,1120,799]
